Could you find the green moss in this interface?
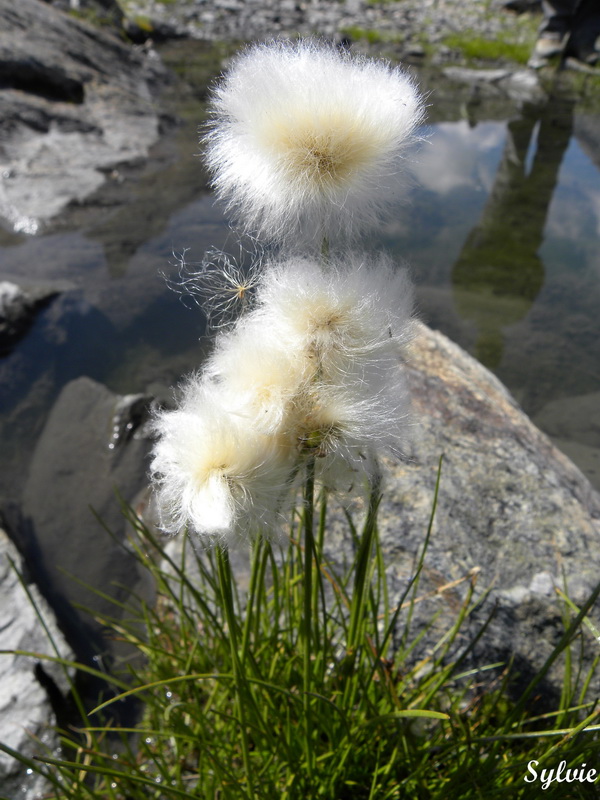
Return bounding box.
[341,26,384,44]
[341,26,405,45]
[443,31,534,66]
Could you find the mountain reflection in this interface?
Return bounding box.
[452,97,575,368]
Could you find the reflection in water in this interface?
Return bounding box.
[452,97,575,368]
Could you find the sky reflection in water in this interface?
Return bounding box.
[388,100,600,488]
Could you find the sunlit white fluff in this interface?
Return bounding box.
[287,368,412,490]
[151,386,293,544]
[253,251,415,382]
[203,314,313,435]
[152,252,416,542]
[204,38,425,245]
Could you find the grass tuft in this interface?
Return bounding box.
[2,466,600,798]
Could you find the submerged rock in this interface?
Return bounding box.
[0,0,170,233]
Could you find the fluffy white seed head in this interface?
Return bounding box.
[204,314,313,435]
[150,386,293,545]
[204,38,425,245]
[288,370,412,489]
[253,251,415,382]
[151,252,416,542]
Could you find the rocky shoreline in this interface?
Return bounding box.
[120,0,540,62]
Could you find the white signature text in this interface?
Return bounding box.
[525,760,597,790]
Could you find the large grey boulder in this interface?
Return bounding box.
[376,323,600,700]
[0,0,169,233]
[0,526,72,800]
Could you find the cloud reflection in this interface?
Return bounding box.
[414,120,506,195]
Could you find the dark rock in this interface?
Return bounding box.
[123,15,188,44]
[0,0,170,233]
[17,376,155,674]
[494,0,541,13]
[0,376,159,794]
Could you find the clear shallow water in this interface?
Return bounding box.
[394,93,600,486]
[0,47,599,499]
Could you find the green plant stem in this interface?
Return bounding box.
[302,456,317,778]
[342,462,382,710]
[216,546,256,800]
[347,463,383,652]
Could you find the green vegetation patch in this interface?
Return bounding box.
[341,26,404,45]
[3,471,600,799]
[443,32,534,66]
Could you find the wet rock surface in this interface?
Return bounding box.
[10,377,156,669]
[0,0,170,233]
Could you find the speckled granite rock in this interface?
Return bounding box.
[376,322,600,700]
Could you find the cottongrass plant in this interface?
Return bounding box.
[4,36,600,800]
[151,251,415,544]
[148,38,430,795]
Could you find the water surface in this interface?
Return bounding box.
[1,45,599,498]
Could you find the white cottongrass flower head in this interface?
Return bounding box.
[252,251,415,382]
[287,374,412,490]
[247,252,416,486]
[203,38,425,246]
[203,313,312,436]
[150,382,294,545]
